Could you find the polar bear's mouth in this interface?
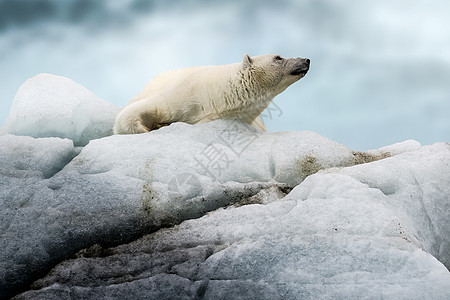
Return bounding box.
[290,68,309,76]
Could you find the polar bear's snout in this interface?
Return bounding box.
[289,58,310,76]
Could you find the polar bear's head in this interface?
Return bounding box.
[242,54,310,95]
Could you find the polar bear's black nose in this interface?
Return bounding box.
[299,58,310,68]
[300,58,310,71]
[302,58,310,70]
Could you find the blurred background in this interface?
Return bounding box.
[0,0,449,151]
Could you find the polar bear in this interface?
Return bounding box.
[113,54,310,134]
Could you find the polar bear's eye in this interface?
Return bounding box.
[274,56,283,61]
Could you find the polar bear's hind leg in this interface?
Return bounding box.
[113,99,162,134]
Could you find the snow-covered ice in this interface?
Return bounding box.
[0,134,77,179]
[0,74,120,146]
[0,74,449,299]
[11,142,450,300]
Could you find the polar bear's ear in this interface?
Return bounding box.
[242,54,253,69]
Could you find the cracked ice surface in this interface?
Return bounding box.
[15,144,450,299]
[0,74,449,299]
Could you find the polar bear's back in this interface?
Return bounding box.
[128,63,240,104]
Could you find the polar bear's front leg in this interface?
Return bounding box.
[113,98,166,134]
